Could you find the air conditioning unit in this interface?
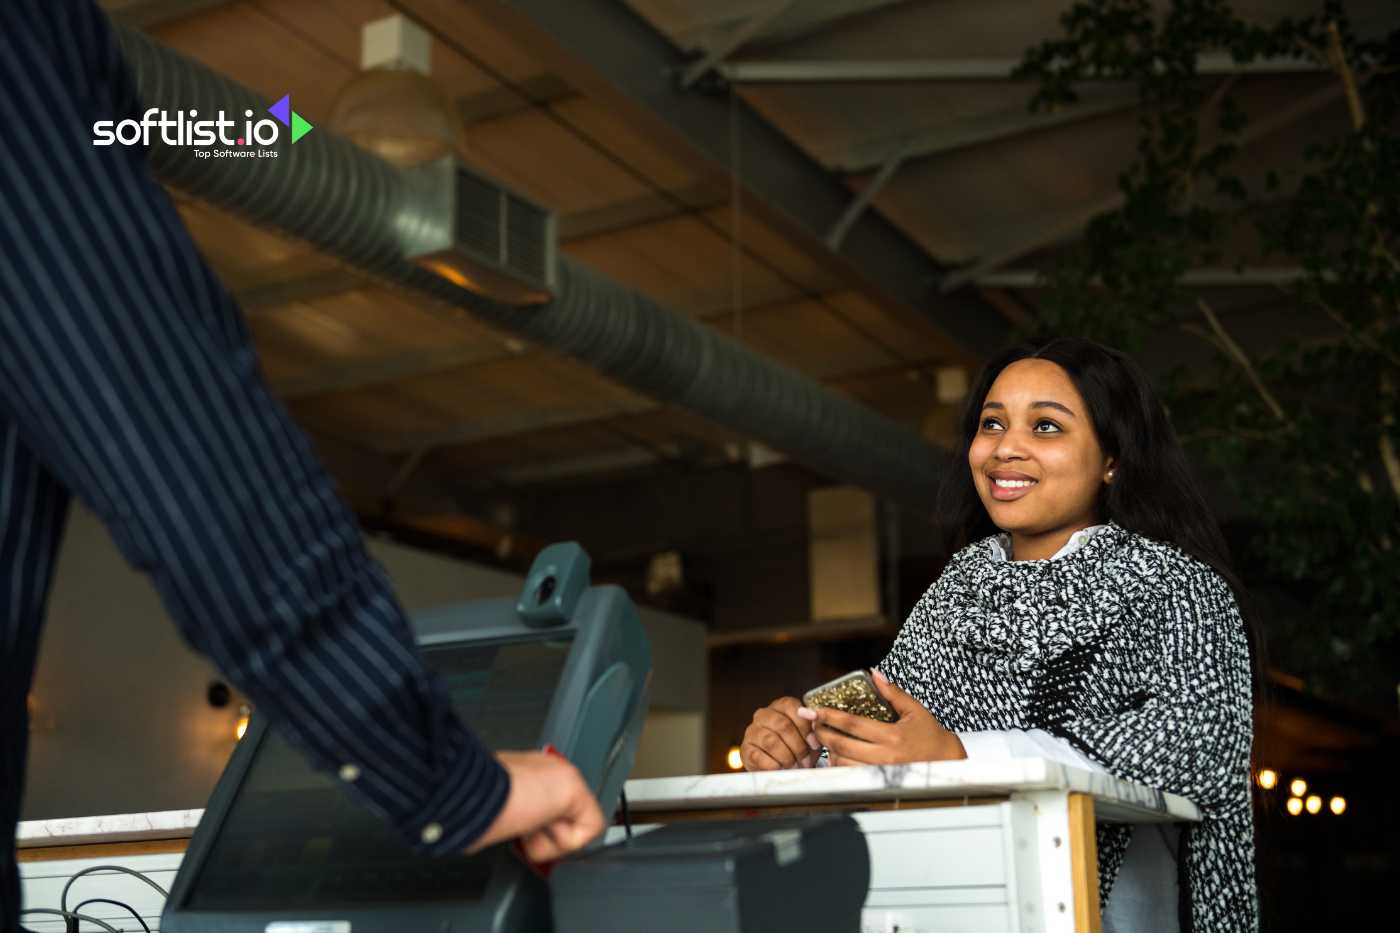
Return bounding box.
[400,155,557,306]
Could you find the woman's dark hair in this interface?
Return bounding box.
[938,337,1268,686]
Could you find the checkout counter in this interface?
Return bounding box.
[15,544,1199,933]
[17,761,1197,933]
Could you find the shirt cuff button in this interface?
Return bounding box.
[421,822,443,845]
[338,764,361,783]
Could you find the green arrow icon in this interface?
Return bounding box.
[291,111,313,144]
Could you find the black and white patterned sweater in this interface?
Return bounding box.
[877,521,1256,932]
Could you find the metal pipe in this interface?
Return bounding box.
[117,26,951,507]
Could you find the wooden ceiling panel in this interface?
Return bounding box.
[175,201,319,289]
[564,215,801,317]
[707,298,899,378]
[462,111,653,215]
[241,0,498,99]
[388,353,643,418]
[392,0,568,82]
[697,207,846,296]
[824,290,961,363]
[550,98,700,193]
[245,289,502,369]
[295,384,466,437]
[151,3,355,123]
[612,405,743,451]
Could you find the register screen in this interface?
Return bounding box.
[184,636,573,910]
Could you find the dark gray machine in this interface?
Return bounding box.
[162,542,652,933]
[552,814,871,933]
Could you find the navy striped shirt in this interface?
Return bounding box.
[0,3,508,925]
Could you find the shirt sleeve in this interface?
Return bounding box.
[957,729,1111,773]
[0,0,507,854]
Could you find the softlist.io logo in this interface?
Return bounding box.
[92,93,313,159]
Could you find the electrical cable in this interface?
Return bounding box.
[19,908,120,933]
[72,897,152,933]
[60,865,169,915]
[619,787,633,841]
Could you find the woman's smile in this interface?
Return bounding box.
[968,358,1114,559]
[988,469,1039,500]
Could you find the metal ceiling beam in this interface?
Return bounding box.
[834,88,1138,174]
[679,0,913,55]
[940,83,1345,292]
[978,267,1311,289]
[825,143,908,249]
[679,0,799,90]
[719,53,1324,84]
[747,0,916,48]
[470,0,1006,362]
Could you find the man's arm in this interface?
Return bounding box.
[0,0,508,854]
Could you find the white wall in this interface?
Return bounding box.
[22,507,706,820]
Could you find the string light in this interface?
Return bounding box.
[1305,795,1322,814]
[1329,796,1346,816]
[1286,797,1303,816]
[1256,769,1278,790]
[1289,778,1307,797]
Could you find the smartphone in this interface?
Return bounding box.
[802,670,897,723]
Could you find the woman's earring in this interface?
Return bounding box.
[1106,470,1115,483]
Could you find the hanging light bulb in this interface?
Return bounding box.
[327,15,459,168]
[1329,796,1346,815]
[1289,778,1307,797]
[1286,797,1303,816]
[1256,769,1278,790]
[1305,795,1322,814]
[234,704,251,741]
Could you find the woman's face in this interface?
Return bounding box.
[968,358,1114,539]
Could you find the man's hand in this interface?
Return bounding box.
[741,696,821,770]
[466,750,605,862]
[800,670,966,767]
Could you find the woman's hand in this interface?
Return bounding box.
[741,696,822,770]
[800,670,966,767]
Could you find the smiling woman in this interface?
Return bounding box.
[741,337,1261,933]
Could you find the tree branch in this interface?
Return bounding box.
[1194,299,1289,422]
[1381,373,1400,507]
[1381,434,1400,506]
[1326,22,1367,130]
[1314,299,1400,369]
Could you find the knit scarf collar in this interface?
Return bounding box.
[941,520,1137,674]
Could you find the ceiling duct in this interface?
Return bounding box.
[404,157,559,306]
[115,26,953,508]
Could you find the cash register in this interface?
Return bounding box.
[160,542,870,933]
[161,542,652,933]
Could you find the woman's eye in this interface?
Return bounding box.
[1033,420,1061,433]
[980,417,1003,431]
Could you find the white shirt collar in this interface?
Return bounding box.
[988,524,1109,562]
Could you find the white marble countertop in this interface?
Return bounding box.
[16,759,1197,847]
[623,758,1200,824]
[16,809,203,849]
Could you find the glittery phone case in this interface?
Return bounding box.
[802,670,897,723]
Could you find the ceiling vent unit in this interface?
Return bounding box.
[402,155,558,306]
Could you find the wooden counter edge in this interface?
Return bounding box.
[1069,792,1102,933]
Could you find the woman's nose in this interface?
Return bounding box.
[992,429,1029,460]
